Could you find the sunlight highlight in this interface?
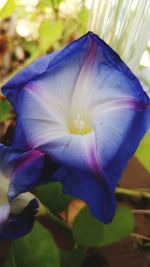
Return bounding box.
[0,0,7,9]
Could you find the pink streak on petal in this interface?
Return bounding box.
[83,133,100,176]
[88,142,100,175]
[12,150,44,176]
[25,81,37,91]
[92,97,150,117]
[83,34,97,73]
[115,98,150,111]
[82,132,114,221]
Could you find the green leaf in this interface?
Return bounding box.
[39,19,63,52]
[136,130,150,172]
[0,0,16,19]
[78,6,89,35]
[23,41,37,57]
[51,0,63,8]
[60,249,85,267]
[0,99,12,122]
[36,182,73,213]
[4,222,60,267]
[73,206,135,247]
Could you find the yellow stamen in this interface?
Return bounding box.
[69,112,92,135]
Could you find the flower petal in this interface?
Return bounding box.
[0,145,45,200]
[0,145,52,239]
[52,166,116,223]
[2,51,59,110]
[0,144,59,202]
[94,107,150,185]
[2,34,88,113]
[0,198,38,240]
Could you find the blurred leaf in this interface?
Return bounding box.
[136,130,150,172]
[39,19,63,52]
[60,249,85,267]
[36,182,73,213]
[38,0,62,7]
[0,0,16,19]
[51,0,63,8]
[38,0,51,11]
[4,222,60,267]
[23,41,38,57]
[78,5,89,35]
[0,99,12,122]
[73,206,135,247]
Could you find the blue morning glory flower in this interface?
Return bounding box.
[2,32,150,224]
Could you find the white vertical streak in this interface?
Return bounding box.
[87,0,150,72]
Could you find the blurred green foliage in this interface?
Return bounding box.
[73,206,135,247]
[36,181,73,213]
[0,0,88,54]
[0,98,12,122]
[60,249,85,267]
[0,0,16,19]
[39,19,63,52]
[136,130,150,172]
[4,222,60,267]
[4,207,135,267]
[36,181,135,248]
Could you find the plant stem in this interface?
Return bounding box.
[51,0,59,20]
[132,209,150,215]
[44,209,72,232]
[130,233,150,241]
[115,187,150,199]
